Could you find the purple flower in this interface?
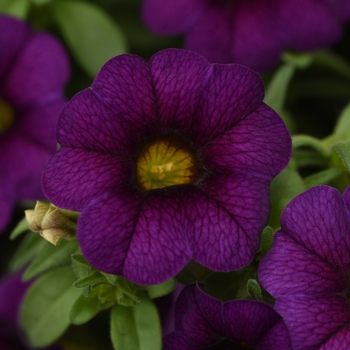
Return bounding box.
[163,284,292,349]
[259,185,350,350]
[0,15,69,231]
[142,0,350,72]
[42,48,291,285]
[0,272,62,350]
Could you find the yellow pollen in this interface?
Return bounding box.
[0,98,14,133]
[137,138,198,191]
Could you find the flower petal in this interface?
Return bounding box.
[122,189,193,285]
[2,32,69,108]
[193,64,264,146]
[0,15,30,79]
[0,185,15,232]
[259,232,343,297]
[142,0,206,35]
[200,103,291,179]
[256,319,292,350]
[42,148,133,212]
[188,172,270,271]
[91,54,158,136]
[280,186,350,268]
[275,295,350,350]
[319,325,350,350]
[149,49,212,135]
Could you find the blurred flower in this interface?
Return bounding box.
[259,185,350,350]
[42,48,291,285]
[0,15,70,232]
[0,272,62,350]
[142,0,350,72]
[25,201,78,245]
[163,284,292,349]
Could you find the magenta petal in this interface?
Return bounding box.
[149,49,211,134]
[319,325,350,350]
[189,173,270,271]
[91,54,158,135]
[123,191,192,285]
[0,15,30,78]
[201,103,291,179]
[42,148,133,212]
[256,319,292,350]
[193,64,264,146]
[2,32,69,108]
[0,185,15,231]
[141,0,205,35]
[259,232,343,297]
[275,295,350,350]
[280,186,350,268]
[163,333,198,350]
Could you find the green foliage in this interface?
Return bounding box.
[0,0,30,18]
[258,226,274,256]
[332,141,350,174]
[20,266,81,347]
[303,168,341,188]
[110,292,162,350]
[9,216,30,240]
[146,278,176,299]
[48,0,127,77]
[22,238,78,281]
[246,279,263,301]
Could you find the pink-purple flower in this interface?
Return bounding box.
[0,15,69,232]
[259,185,350,350]
[42,48,291,285]
[142,0,350,72]
[163,284,292,349]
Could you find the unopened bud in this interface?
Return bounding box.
[25,201,79,245]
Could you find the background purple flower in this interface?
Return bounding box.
[0,15,69,232]
[259,185,350,350]
[163,284,292,350]
[0,272,62,350]
[42,48,291,285]
[142,0,350,72]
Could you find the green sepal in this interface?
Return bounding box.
[116,277,140,307]
[145,278,176,299]
[20,266,81,347]
[9,233,47,272]
[110,292,162,350]
[71,254,92,296]
[246,279,263,301]
[303,168,340,188]
[22,238,78,281]
[258,226,274,256]
[73,270,107,289]
[0,0,30,18]
[48,0,127,77]
[102,272,118,286]
[98,284,117,310]
[9,216,30,240]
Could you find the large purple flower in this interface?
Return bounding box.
[142,0,350,72]
[259,185,350,350]
[163,284,292,349]
[42,48,291,285]
[0,15,69,231]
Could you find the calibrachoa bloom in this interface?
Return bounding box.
[42,48,291,285]
[142,0,350,72]
[259,185,350,350]
[163,284,292,349]
[0,272,61,350]
[0,15,69,231]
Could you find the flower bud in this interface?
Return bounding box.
[25,201,79,245]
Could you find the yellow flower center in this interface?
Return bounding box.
[136,137,198,191]
[0,98,14,133]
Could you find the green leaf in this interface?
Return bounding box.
[48,0,127,77]
[313,51,350,78]
[332,141,350,173]
[264,64,295,114]
[73,270,107,289]
[111,292,161,350]
[333,102,350,141]
[269,167,306,228]
[30,0,53,4]
[70,288,101,325]
[146,278,176,299]
[9,233,47,272]
[22,239,78,281]
[9,216,30,240]
[0,0,30,18]
[282,51,313,69]
[20,266,81,347]
[71,254,92,296]
[303,168,340,188]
